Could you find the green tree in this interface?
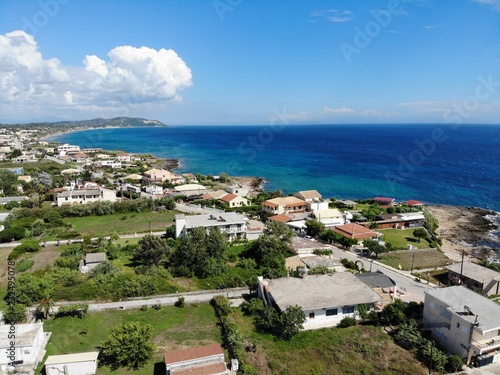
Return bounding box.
[3,303,27,324]
[0,169,19,196]
[33,172,53,207]
[37,297,54,319]
[136,234,170,266]
[412,228,428,242]
[382,299,408,326]
[263,221,295,242]
[305,219,325,237]
[278,305,306,340]
[98,322,155,370]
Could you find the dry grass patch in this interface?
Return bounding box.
[379,249,452,271]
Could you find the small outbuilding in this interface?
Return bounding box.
[44,351,99,375]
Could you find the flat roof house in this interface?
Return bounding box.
[257,273,383,330]
[0,322,50,374]
[79,252,106,274]
[56,188,117,206]
[44,351,99,375]
[164,343,228,375]
[423,286,500,367]
[444,262,500,297]
[174,213,247,242]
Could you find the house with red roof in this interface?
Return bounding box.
[164,343,230,375]
[331,223,379,241]
[220,193,249,208]
[407,200,424,207]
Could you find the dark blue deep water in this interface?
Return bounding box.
[49,124,500,211]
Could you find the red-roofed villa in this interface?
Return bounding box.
[331,223,379,241]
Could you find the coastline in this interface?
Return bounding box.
[428,205,499,262]
[39,126,500,257]
[41,125,128,142]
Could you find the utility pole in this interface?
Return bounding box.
[466,315,480,365]
[459,249,465,284]
[411,252,416,274]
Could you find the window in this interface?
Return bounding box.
[430,301,436,309]
[309,312,315,319]
[456,322,460,328]
[326,309,338,316]
[461,326,468,334]
[343,306,355,314]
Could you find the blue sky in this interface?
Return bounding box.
[0,0,498,125]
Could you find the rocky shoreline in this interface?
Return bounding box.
[429,205,499,262]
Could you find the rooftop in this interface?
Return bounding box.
[164,343,224,364]
[356,272,397,289]
[263,196,306,208]
[295,190,322,200]
[44,351,99,365]
[445,262,500,285]
[263,273,382,311]
[425,286,500,333]
[85,252,106,263]
[331,223,378,239]
[176,213,246,229]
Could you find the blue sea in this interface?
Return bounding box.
[49,124,500,211]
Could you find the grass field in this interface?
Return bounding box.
[379,228,431,250]
[379,249,452,271]
[38,303,222,375]
[48,210,179,238]
[228,244,247,257]
[231,308,428,375]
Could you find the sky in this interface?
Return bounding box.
[0,0,498,125]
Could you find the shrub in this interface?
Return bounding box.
[14,259,34,273]
[446,355,463,373]
[174,297,185,308]
[338,317,357,328]
[0,226,26,243]
[19,240,42,253]
[58,231,81,239]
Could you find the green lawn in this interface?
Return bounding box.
[46,210,179,238]
[379,249,452,271]
[38,303,222,375]
[228,244,247,257]
[379,228,431,250]
[231,308,428,374]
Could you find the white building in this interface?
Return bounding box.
[56,144,81,155]
[79,252,106,274]
[423,286,500,367]
[226,184,251,197]
[44,351,99,375]
[175,213,247,242]
[56,188,117,206]
[257,273,383,330]
[311,208,345,228]
[0,322,50,374]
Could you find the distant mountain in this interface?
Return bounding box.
[0,117,168,129]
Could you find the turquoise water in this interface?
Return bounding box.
[49,124,500,211]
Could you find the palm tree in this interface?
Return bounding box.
[33,172,53,207]
[37,297,54,320]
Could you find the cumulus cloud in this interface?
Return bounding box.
[0,30,192,119]
[323,106,356,114]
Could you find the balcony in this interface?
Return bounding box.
[472,335,500,354]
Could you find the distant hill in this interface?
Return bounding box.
[0,117,168,130]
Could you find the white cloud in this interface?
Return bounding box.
[472,0,500,11]
[323,106,355,114]
[310,9,353,23]
[0,30,192,120]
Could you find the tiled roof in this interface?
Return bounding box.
[331,223,377,239]
[170,362,227,375]
[220,193,237,203]
[268,214,291,223]
[165,343,224,364]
